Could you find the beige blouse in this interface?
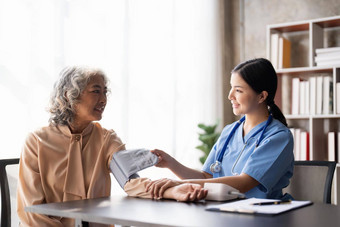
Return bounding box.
[17,122,151,227]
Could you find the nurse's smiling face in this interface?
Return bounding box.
[228,72,261,116]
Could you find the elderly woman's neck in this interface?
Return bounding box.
[69,121,91,134]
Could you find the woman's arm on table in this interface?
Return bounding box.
[124,178,207,201]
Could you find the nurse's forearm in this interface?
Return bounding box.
[168,159,211,180]
[183,173,259,193]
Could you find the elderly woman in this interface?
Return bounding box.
[17,66,207,226]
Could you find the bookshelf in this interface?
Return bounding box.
[267,15,340,204]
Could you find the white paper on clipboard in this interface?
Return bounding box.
[206,198,312,215]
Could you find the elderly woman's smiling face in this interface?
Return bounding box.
[71,74,107,132]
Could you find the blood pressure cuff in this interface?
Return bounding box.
[110,148,159,188]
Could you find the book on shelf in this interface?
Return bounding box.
[299,80,310,115]
[299,80,305,115]
[295,128,301,160]
[315,54,340,62]
[316,76,323,115]
[291,78,300,115]
[300,131,310,161]
[281,75,291,115]
[315,47,340,67]
[305,80,310,116]
[338,132,340,163]
[328,132,337,162]
[309,77,316,115]
[315,46,340,54]
[290,75,333,116]
[316,60,340,67]
[270,33,291,69]
[292,78,311,115]
[329,78,334,114]
[322,76,333,115]
[290,128,309,161]
[278,36,291,69]
[337,83,340,114]
[289,128,298,160]
[271,33,280,69]
[290,128,296,158]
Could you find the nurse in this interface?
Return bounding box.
[147,58,294,200]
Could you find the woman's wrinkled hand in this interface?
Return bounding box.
[146,178,182,199]
[171,183,208,202]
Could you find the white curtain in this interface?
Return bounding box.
[0,0,223,183]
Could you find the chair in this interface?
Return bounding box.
[0,158,20,227]
[284,161,336,204]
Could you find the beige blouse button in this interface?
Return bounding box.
[75,135,81,141]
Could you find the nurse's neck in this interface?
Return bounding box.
[243,108,270,137]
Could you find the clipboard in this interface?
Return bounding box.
[206,198,313,216]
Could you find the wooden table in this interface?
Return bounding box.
[25,195,340,227]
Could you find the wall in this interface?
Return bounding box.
[222,0,340,125]
[244,0,340,59]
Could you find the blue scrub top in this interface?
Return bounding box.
[202,118,294,199]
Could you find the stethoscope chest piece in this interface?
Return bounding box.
[210,161,222,173]
[209,114,273,175]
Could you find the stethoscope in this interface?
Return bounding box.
[210,114,273,175]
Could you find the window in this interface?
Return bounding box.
[0,0,223,183]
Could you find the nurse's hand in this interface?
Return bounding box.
[167,183,208,202]
[146,178,182,199]
[151,149,175,169]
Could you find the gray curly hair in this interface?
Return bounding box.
[48,66,109,126]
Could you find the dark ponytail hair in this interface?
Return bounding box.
[232,58,287,127]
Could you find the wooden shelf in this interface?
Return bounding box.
[286,114,340,120]
[313,16,340,28]
[268,15,340,32]
[270,23,309,33]
[267,15,340,205]
[276,66,337,75]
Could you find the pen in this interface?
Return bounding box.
[252,200,291,206]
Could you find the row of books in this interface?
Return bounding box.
[315,47,340,67]
[271,35,340,68]
[270,33,291,69]
[284,75,336,115]
[328,132,340,163]
[291,129,340,162]
[290,128,309,161]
